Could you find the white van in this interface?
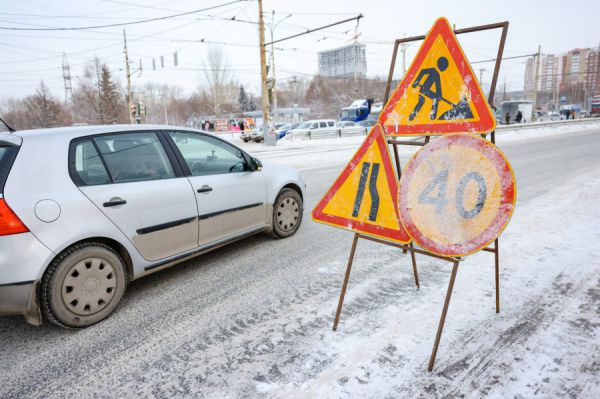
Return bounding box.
[288,119,337,140]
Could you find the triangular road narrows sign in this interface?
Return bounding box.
[379,17,496,136]
[312,123,411,244]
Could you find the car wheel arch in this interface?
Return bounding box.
[281,183,303,201]
[47,237,134,281]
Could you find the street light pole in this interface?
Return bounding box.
[123,29,134,124]
[270,12,292,129]
[257,0,270,143]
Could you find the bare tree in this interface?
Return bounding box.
[200,46,238,117]
[24,80,67,128]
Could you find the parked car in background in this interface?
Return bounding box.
[252,123,285,142]
[275,123,299,139]
[288,119,336,139]
[337,121,358,128]
[240,126,258,143]
[0,125,305,328]
[358,119,378,130]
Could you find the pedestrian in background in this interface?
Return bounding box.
[516,110,523,123]
[505,111,510,124]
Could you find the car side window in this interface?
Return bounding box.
[319,122,327,128]
[328,121,334,127]
[93,132,175,183]
[169,131,249,176]
[72,140,111,186]
[311,122,318,129]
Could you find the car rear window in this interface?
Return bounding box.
[0,143,19,195]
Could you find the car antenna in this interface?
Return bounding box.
[0,116,15,132]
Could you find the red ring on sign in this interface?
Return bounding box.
[398,134,516,257]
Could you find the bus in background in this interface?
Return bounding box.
[339,99,374,122]
[591,95,600,117]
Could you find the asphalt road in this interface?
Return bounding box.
[1,127,599,398]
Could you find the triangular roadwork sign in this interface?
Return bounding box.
[379,17,496,136]
[312,123,411,244]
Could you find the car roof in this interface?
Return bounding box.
[11,124,204,142]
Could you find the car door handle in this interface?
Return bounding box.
[197,185,213,193]
[103,198,127,207]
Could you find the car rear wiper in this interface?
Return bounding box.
[0,117,15,133]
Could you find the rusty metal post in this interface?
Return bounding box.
[391,143,409,255]
[383,42,400,103]
[495,238,500,313]
[333,233,360,331]
[428,260,460,371]
[409,242,419,288]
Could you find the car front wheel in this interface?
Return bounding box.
[41,243,127,328]
[272,188,303,238]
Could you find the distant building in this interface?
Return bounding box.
[524,46,600,108]
[318,43,366,79]
[524,54,561,92]
[585,49,600,97]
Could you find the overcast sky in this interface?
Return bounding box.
[1,0,598,102]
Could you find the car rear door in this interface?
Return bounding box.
[71,131,199,261]
[166,130,268,247]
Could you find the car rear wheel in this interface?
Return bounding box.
[41,243,127,328]
[272,188,303,238]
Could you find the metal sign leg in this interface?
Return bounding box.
[333,233,360,331]
[428,260,460,371]
[495,238,500,313]
[409,242,420,289]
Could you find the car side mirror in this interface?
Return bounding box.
[251,157,262,171]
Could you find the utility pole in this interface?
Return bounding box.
[269,11,292,133]
[257,0,272,145]
[478,68,486,89]
[271,10,277,130]
[62,53,74,124]
[533,45,542,107]
[123,29,134,124]
[400,44,408,77]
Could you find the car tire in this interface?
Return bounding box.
[41,243,127,328]
[272,188,303,238]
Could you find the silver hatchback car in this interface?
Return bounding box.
[0,125,305,328]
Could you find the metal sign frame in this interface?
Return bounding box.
[332,20,509,372]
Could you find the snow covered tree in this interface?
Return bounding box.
[99,64,124,124]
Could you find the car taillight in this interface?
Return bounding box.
[0,199,28,236]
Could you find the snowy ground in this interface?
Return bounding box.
[0,122,599,398]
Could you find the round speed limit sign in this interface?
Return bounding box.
[399,134,516,257]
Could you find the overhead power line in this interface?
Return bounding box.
[265,14,363,46]
[0,0,247,31]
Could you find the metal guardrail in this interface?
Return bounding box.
[226,118,600,143]
[495,117,600,131]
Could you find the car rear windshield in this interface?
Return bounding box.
[0,143,19,195]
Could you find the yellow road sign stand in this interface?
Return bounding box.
[331,19,511,372]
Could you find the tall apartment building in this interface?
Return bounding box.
[318,43,367,79]
[585,49,600,96]
[524,54,561,93]
[524,46,600,107]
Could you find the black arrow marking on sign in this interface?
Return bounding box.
[352,162,380,221]
[368,163,380,221]
[352,162,370,218]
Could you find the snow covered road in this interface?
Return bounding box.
[1,126,599,398]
